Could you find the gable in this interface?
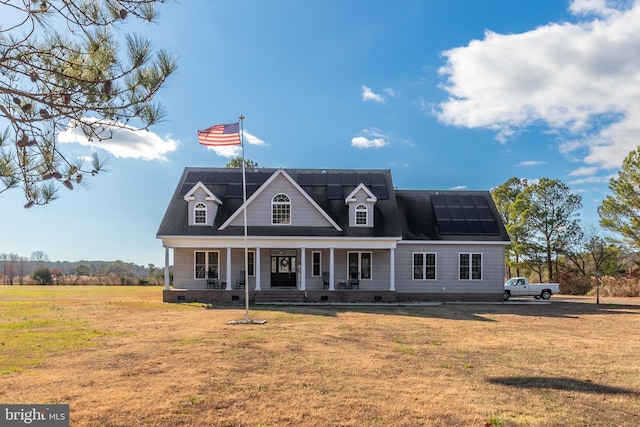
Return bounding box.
[221,169,341,229]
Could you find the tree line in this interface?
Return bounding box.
[0,252,166,286]
[492,147,640,296]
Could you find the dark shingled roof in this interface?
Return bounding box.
[395,190,510,241]
[157,167,509,242]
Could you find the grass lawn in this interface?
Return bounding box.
[0,286,639,426]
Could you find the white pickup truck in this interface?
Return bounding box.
[503,277,560,301]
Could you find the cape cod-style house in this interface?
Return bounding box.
[157,167,510,303]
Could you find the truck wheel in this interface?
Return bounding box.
[503,291,510,301]
[541,290,551,300]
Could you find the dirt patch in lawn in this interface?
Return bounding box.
[1,286,639,426]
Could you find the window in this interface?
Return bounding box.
[348,252,372,280]
[247,250,255,276]
[312,251,321,277]
[459,253,482,280]
[355,204,368,225]
[272,194,291,224]
[195,251,219,279]
[413,253,436,280]
[194,203,206,224]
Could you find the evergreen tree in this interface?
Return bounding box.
[0,1,176,206]
[599,147,640,250]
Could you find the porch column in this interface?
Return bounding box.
[163,247,170,290]
[329,247,335,291]
[255,247,261,291]
[226,247,232,290]
[300,248,306,291]
[389,248,396,291]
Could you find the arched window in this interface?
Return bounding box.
[194,202,207,224]
[272,194,291,224]
[355,204,367,225]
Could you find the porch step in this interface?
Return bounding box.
[254,290,305,303]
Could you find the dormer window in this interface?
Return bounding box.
[194,203,207,224]
[355,204,368,225]
[345,183,377,228]
[184,181,222,227]
[272,194,291,224]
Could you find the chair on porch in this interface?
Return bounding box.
[322,272,330,289]
[235,271,246,289]
[206,268,219,289]
[348,273,359,290]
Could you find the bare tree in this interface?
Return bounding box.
[30,250,49,262]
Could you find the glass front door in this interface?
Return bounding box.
[271,253,297,287]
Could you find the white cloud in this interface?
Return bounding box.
[351,136,387,149]
[383,88,396,97]
[450,185,467,190]
[436,1,640,172]
[203,130,265,158]
[569,0,619,16]
[58,118,177,161]
[568,166,600,176]
[351,129,389,149]
[361,85,385,103]
[517,160,547,167]
[569,174,615,185]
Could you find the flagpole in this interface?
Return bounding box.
[239,114,250,321]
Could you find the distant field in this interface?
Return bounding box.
[1,286,639,426]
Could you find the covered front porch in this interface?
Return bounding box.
[161,237,399,293]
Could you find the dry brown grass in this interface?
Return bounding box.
[1,287,639,426]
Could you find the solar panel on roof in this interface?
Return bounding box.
[463,207,479,220]
[327,185,343,199]
[482,220,500,234]
[433,206,450,219]
[432,193,500,235]
[296,174,312,185]
[357,174,372,185]
[341,175,356,185]
[327,174,342,185]
[372,186,388,200]
[226,184,243,198]
[371,174,386,185]
[476,206,493,219]
[458,195,473,206]
[312,173,327,186]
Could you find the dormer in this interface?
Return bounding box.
[345,183,377,228]
[183,181,222,226]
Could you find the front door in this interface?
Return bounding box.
[271,252,297,287]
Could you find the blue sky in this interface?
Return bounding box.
[3,0,639,267]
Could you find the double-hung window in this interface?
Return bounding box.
[247,250,255,276]
[459,253,482,280]
[348,252,371,280]
[312,251,321,277]
[195,251,219,279]
[413,252,436,280]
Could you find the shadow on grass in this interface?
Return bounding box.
[234,301,640,322]
[488,376,639,396]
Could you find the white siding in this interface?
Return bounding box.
[228,174,334,227]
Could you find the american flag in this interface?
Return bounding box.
[197,123,241,146]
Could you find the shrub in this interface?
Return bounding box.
[591,275,640,297]
[557,271,592,295]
